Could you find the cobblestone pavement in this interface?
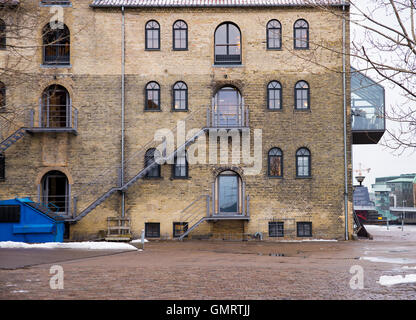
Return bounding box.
[1,225,416,300]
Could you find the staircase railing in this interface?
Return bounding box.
[71,106,207,221]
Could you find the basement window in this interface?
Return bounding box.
[145,223,160,238]
[297,222,312,237]
[173,222,188,238]
[268,221,284,237]
[40,1,72,6]
[0,205,20,223]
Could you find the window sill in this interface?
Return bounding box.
[40,64,72,69]
[145,48,161,51]
[144,109,162,112]
[171,109,188,112]
[170,176,191,180]
[173,48,188,51]
[212,64,244,68]
[295,176,312,180]
[40,3,72,8]
[294,47,310,50]
[143,177,163,180]
[267,108,283,112]
[267,48,282,51]
[267,176,283,179]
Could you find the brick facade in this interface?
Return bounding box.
[0,0,353,241]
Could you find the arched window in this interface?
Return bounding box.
[145,82,160,110]
[41,85,70,128]
[294,19,309,49]
[42,170,69,214]
[0,82,5,110]
[42,22,70,65]
[268,148,283,177]
[295,81,310,110]
[267,20,281,50]
[173,20,187,50]
[267,81,282,110]
[146,20,160,50]
[215,170,243,214]
[0,19,6,50]
[145,148,161,178]
[173,150,188,178]
[296,148,311,177]
[214,22,241,65]
[213,86,243,127]
[173,81,188,111]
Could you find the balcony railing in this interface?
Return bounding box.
[28,105,78,134]
[208,194,250,219]
[207,104,249,128]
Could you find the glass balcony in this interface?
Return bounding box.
[351,67,386,144]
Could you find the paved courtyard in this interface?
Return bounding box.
[1,225,416,300]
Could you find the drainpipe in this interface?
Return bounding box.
[121,6,126,217]
[342,5,349,240]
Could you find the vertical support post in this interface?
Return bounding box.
[241,97,245,128]
[38,98,42,128]
[68,98,72,128]
[402,212,404,231]
[67,184,71,216]
[74,109,78,131]
[247,195,250,217]
[206,194,210,217]
[212,182,215,217]
[30,110,34,128]
[37,184,41,204]
[242,181,246,216]
[72,196,77,219]
[206,107,210,128]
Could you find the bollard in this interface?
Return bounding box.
[402,213,404,231]
[141,229,145,250]
[387,219,389,231]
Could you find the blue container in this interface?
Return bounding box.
[0,198,65,243]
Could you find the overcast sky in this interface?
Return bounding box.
[351,0,416,190]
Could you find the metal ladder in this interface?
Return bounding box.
[0,127,26,152]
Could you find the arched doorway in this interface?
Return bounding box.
[41,170,69,214]
[41,85,70,128]
[213,86,243,127]
[215,170,243,215]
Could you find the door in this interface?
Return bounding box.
[218,172,239,214]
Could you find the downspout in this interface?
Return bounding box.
[121,6,126,217]
[342,4,349,240]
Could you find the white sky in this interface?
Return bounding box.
[351,0,416,190]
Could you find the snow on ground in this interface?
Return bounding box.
[360,256,416,264]
[130,238,148,243]
[364,224,416,241]
[378,274,416,286]
[0,241,138,251]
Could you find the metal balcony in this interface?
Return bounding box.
[27,105,78,135]
[351,68,386,144]
[206,104,249,129]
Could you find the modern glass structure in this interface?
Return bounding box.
[351,67,386,144]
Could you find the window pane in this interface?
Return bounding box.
[269,156,282,176]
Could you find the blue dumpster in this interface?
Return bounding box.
[0,198,65,243]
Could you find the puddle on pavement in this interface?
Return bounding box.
[360,256,416,264]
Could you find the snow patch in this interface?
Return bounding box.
[360,256,416,264]
[0,241,138,251]
[131,238,148,243]
[402,266,416,270]
[378,274,416,286]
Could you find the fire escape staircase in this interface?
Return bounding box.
[0,127,27,153]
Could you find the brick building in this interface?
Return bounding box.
[0,0,371,241]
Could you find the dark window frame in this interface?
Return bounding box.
[40,1,72,6]
[0,153,5,181]
[214,22,242,65]
[172,20,188,51]
[145,81,161,111]
[296,147,311,178]
[172,81,188,111]
[145,20,160,50]
[294,19,309,50]
[297,222,312,237]
[266,19,282,50]
[0,19,6,50]
[0,205,20,223]
[144,148,161,178]
[173,222,188,238]
[145,222,160,238]
[42,22,70,66]
[267,80,282,110]
[269,221,284,237]
[0,81,5,111]
[268,148,283,178]
[172,150,188,179]
[294,80,310,110]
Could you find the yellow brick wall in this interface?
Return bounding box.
[0,1,353,241]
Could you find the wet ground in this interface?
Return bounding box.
[1,225,416,299]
